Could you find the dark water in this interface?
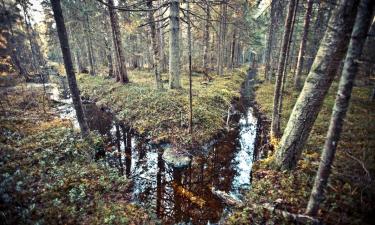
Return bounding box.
[50,70,258,225]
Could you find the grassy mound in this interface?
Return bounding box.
[78,68,248,146]
[227,71,375,225]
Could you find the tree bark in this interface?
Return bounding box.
[270,0,297,138]
[169,0,181,89]
[264,0,276,81]
[147,0,162,89]
[294,0,313,90]
[104,36,114,77]
[108,0,129,84]
[203,0,210,75]
[306,0,374,215]
[187,1,193,134]
[274,0,360,170]
[217,1,227,76]
[83,12,96,76]
[50,0,90,137]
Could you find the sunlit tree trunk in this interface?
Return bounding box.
[108,0,129,84]
[50,0,89,137]
[306,0,374,215]
[294,0,313,90]
[275,0,360,170]
[169,0,181,89]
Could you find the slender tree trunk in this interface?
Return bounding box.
[270,0,297,138]
[169,0,181,89]
[203,0,210,75]
[147,0,162,89]
[306,0,374,215]
[274,0,360,170]
[104,36,114,77]
[187,1,193,134]
[264,0,276,80]
[231,28,237,70]
[108,0,129,84]
[50,0,89,137]
[158,0,167,73]
[81,2,95,76]
[294,0,313,90]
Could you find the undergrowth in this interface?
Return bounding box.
[0,87,155,224]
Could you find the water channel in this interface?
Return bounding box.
[44,70,258,225]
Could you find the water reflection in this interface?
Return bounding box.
[79,100,257,225]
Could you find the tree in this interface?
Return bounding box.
[293,0,313,90]
[147,0,162,89]
[107,0,129,84]
[270,0,297,138]
[169,0,181,89]
[306,0,374,216]
[274,0,360,170]
[202,0,210,75]
[50,0,90,137]
[264,0,277,81]
[186,0,193,134]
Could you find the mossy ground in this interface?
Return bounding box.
[77,68,247,147]
[227,69,375,225]
[0,86,155,224]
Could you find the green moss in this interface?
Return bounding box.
[77,68,247,146]
[228,75,375,225]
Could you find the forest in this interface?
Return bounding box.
[0,0,374,224]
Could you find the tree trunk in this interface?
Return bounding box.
[264,0,276,80]
[306,0,374,215]
[104,36,114,77]
[274,0,360,170]
[147,0,162,89]
[270,0,297,138]
[230,28,237,70]
[108,0,129,84]
[84,13,95,76]
[50,0,90,137]
[294,0,313,90]
[169,0,181,89]
[187,1,193,134]
[217,1,227,76]
[203,0,210,75]
[277,0,299,121]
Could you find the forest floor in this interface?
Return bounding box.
[77,68,247,148]
[228,68,375,225]
[0,85,156,224]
